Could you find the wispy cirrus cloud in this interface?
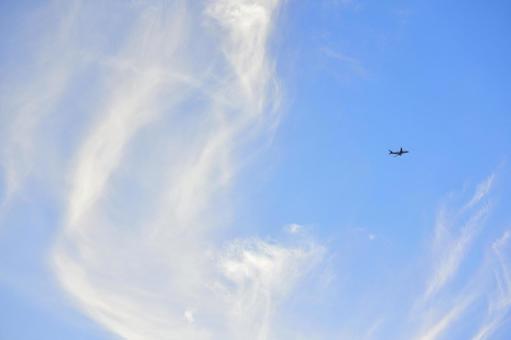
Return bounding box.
[320,46,367,77]
[472,230,511,340]
[424,183,492,301]
[411,173,511,340]
[51,1,324,339]
[1,1,323,339]
[327,174,508,340]
[0,1,83,211]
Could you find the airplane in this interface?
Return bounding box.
[388,147,409,157]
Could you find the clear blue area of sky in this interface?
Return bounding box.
[241,0,511,248]
[1,1,511,339]
[264,0,511,221]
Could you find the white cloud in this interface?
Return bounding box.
[411,174,511,340]
[464,174,495,210]
[285,223,303,234]
[0,1,325,339]
[424,174,493,301]
[184,309,195,324]
[0,1,83,212]
[320,46,367,77]
[218,239,323,340]
[472,229,511,340]
[415,294,475,340]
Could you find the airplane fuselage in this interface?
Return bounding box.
[389,148,409,156]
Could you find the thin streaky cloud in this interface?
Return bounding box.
[320,46,367,76]
[410,174,507,340]
[0,1,83,212]
[472,229,511,340]
[42,1,323,340]
[423,174,493,301]
[464,174,495,210]
[416,294,475,340]
[424,204,490,300]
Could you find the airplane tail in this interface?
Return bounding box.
[388,150,392,154]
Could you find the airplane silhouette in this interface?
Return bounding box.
[388,147,409,157]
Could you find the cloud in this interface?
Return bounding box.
[411,174,511,340]
[415,294,475,340]
[424,174,493,301]
[184,309,195,324]
[0,1,83,212]
[320,46,367,77]
[218,238,323,340]
[414,225,511,340]
[472,230,511,340]
[0,2,327,338]
[0,1,324,339]
[465,174,495,210]
[285,223,303,234]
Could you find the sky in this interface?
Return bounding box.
[1,1,511,339]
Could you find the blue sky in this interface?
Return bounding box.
[1,1,511,339]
